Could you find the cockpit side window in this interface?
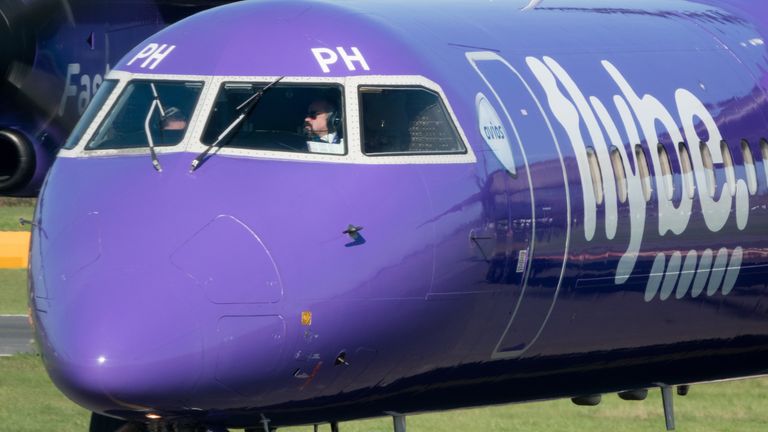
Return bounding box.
[359,87,466,155]
[64,80,118,150]
[201,83,345,155]
[86,80,202,150]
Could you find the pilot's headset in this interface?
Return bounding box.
[325,100,343,137]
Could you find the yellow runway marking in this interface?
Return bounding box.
[0,232,30,269]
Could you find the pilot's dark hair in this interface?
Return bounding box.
[316,95,338,112]
[312,95,341,133]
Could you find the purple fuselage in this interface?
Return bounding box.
[29,0,768,428]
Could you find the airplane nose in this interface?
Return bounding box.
[33,209,288,412]
[32,159,290,412]
[37,263,204,412]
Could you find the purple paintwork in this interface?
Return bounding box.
[30,0,768,430]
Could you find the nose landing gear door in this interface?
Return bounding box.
[468,52,571,359]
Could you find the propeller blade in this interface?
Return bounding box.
[0,0,76,131]
[6,60,67,132]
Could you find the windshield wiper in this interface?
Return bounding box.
[144,83,165,172]
[189,76,284,172]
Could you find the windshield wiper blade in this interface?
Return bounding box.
[190,76,284,172]
[150,83,167,117]
[145,83,165,172]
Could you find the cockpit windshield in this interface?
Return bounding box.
[86,80,203,150]
[201,83,345,155]
[63,80,118,150]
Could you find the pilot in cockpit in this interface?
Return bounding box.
[303,98,344,154]
[161,106,188,131]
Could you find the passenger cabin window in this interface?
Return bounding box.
[741,139,758,195]
[721,140,736,196]
[634,145,652,202]
[64,80,118,149]
[586,147,604,205]
[678,142,695,199]
[610,147,627,204]
[87,80,202,150]
[700,142,716,198]
[657,144,674,200]
[761,139,768,188]
[360,87,465,155]
[202,83,345,155]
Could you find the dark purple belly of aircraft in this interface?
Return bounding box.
[29,151,768,427]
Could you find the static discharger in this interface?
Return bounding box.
[301,311,312,326]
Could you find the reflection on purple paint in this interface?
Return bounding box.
[26,0,768,430]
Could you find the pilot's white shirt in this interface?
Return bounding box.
[307,132,344,154]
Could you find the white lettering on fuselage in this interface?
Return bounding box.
[58,63,110,116]
[126,43,176,70]
[311,47,370,73]
[526,56,747,287]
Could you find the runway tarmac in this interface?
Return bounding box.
[0,315,36,356]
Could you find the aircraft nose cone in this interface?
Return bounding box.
[38,264,203,411]
[32,165,288,410]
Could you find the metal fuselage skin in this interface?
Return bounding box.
[29,0,768,428]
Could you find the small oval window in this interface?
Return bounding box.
[586,147,604,205]
[761,138,768,189]
[742,139,758,195]
[634,145,652,202]
[678,142,695,199]
[657,143,674,200]
[610,147,627,204]
[721,140,736,196]
[700,142,717,198]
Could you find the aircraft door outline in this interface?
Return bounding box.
[466,51,572,359]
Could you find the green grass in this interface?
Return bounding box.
[2,354,768,432]
[0,269,27,314]
[0,199,34,314]
[0,198,35,231]
[0,355,90,432]
[284,378,768,432]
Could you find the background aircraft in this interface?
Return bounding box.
[24,0,768,431]
[0,0,235,197]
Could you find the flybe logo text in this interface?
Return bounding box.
[526,56,749,284]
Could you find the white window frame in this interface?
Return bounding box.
[349,75,476,165]
[59,73,476,166]
[186,75,351,163]
[58,71,214,158]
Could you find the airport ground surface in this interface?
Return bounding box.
[2,199,768,430]
[2,352,768,432]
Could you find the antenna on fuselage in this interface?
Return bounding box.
[521,0,543,11]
